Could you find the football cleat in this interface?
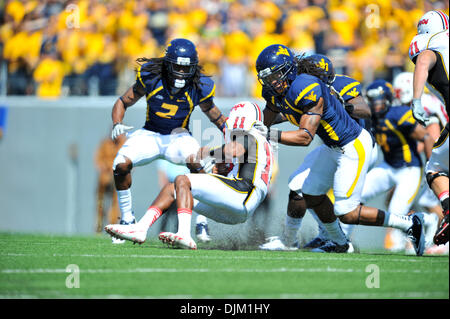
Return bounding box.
[105,222,146,245]
[159,232,197,250]
[406,213,425,256]
[109,217,136,244]
[195,222,211,243]
[259,236,299,251]
[310,240,350,253]
[433,209,449,246]
[303,236,327,249]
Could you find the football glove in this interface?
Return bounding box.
[411,98,429,126]
[253,120,268,137]
[112,123,133,140]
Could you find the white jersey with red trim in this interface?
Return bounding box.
[409,30,449,109]
[422,93,449,128]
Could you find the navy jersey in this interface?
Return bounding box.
[136,62,215,135]
[263,74,362,147]
[373,106,422,168]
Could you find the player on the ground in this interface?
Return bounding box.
[105,101,274,249]
[361,79,434,253]
[255,44,430,255]
[109,38,227,243]
[259,53,375,251]
[408,10,449,245]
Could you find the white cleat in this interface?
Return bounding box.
[159,232,197,250]
[195,223,211,243]
[104,224,147,244]
[259,236,299,251]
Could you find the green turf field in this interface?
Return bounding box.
[0,232,448,299]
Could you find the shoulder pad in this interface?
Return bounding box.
[288,74,323,108]
[198,75,216,103]
[409,34,431,61]
[333,75,362,99]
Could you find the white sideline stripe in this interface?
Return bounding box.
[1,267,447,274]
[0,291,447,299]
[2,252,449,264]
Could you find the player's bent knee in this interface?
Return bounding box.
[302,193,326,208]
[288,191,307,218]
[174,175,191,189]
[113,155,132,175]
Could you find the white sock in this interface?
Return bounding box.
[383,212,412,232]
[177,208,192,237]
[283,215,302,245]
[323,219,348,245]
[196,214,207,225]
[138,206,162,230]
[117,189,134,223]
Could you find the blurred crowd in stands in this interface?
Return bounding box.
[0,0,448,98]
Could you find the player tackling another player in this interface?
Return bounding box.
[105,101,274,249]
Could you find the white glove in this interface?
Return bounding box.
[411,98,429,126]
[253,120,268,137]
[202,158,216,174]
[111,123,133,140]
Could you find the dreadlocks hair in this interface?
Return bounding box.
[135,57,209,91]
[294,54,346,106]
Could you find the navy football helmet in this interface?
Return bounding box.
[306,54,335,85]
[164,38,199,89]
[256,44,297,96]
[365,79,394,118]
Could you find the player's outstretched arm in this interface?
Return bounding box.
[199,100,227,132]
[411,50,437,125]
[277,97,323,147]
[111,84,145,140]
[413,50,437,100]
[263,101,283,127]
[112,84,145,125]
[346,95,371,119]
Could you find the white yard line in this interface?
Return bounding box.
[0,291,447,299]
[1,252,448,264]
[1,266,447,274]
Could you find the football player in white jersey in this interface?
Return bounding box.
[409,10,449,245]
[105,101,274,249]
[393,71,448,253]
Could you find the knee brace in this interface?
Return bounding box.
[426,171,448,188]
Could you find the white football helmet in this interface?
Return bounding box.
[393,72,413,105]
[226,101,263,133]
[417,10,449,35]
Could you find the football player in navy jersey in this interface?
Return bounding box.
[260,53,375,252]
[361,79,434,252]
[255,44,428,255]
[108,38,227,243]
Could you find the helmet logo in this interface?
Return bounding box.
[177,57,191,65]
[231,103,246,112]
[304,90,317,102]
[317,58,329,71]
[276,46,290,56]
[418,19,429,26]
